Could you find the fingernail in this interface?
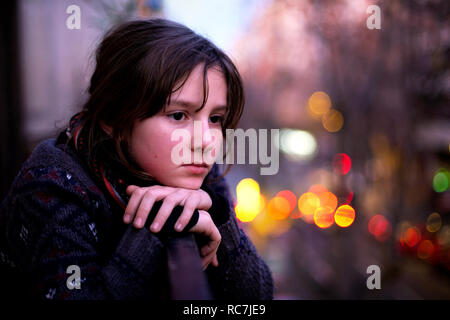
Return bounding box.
[135,218,142,227]
[151,222,159,231]
[175,223,182,231]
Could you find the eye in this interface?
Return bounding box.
[210,115,224,125]
[168,112,186,121]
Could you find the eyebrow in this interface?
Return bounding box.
[168,99,227,112]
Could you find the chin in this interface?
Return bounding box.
[166,178,204,190]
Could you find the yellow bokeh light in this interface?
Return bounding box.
[314,206,334,228]
[236,178,260,200]
[308,91,331,118]
[258,194,267,212]
[335,205,356,228]
[267,196,291,220]
[251,210,291,236]
[322,109,344,133]
[426,212,442,233]
[298,192,321,216]
[235,178,261,222]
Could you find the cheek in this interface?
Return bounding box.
[130,126,179,174]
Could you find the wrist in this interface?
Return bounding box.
[200,184,230,226]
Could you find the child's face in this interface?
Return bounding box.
[129,64,227,189]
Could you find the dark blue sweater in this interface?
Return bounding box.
[0,138,273,300]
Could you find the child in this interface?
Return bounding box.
[0,18,273,300]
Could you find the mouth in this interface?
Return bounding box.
[181,163,209,174]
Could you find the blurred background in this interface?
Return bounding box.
[1,0,449,299]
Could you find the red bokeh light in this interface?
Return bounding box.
[332,153,352,175]
[368,214,392,242]
[403,227,421,247]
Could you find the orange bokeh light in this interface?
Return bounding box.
[403,227,421,247]
[276,190,297,212]
[298,192,321,216]
[318,191,338,212]
[334,205,356,228]
[308,184,328,195]
[267,196,291,220]
[308,91,331,117]
[322,109,344,132]
[314,206,334,228]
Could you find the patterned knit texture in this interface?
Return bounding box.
[0,138,273,300]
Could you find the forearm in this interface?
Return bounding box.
[206,217,274,300]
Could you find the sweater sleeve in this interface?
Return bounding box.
[0,166,168,300]
[201,167,274,300]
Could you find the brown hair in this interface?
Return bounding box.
[77,18,244,182]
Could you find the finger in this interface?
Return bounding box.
[123,188,146,224]
[212,255,219,267]
[133,190,156,228]
[174,195,200,232]
[151,191,185,232]
[126,185,139,195]
[201,251,217,270]
[124,186,170,225]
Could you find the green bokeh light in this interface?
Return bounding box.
[433,170,449,193]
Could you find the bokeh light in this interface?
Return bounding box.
[267,196,291,220]
[402,227,421,248]
[276,190,297,212]
[437,226,450,248]
[235,178,261,222]
[335,205,356,228]
[343,191,354,205]
[307,91,331,118]
[322,109,344,132]
[368,214,392,242]
[318,191,338,212]
[433,169,449,192]
[251,210,291,237]
[417,240,434,260]
[332,153,352,175]
[308,184,328,195]
[279,129,318,161]
[298,192,321,217]
[426,212,442,233]
[314,206,335,228]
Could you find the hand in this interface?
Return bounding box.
[189,210,221,270]
[124,185,212,232]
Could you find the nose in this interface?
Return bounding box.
[192,119,213,152]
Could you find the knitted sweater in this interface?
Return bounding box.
[0,138,273,300]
